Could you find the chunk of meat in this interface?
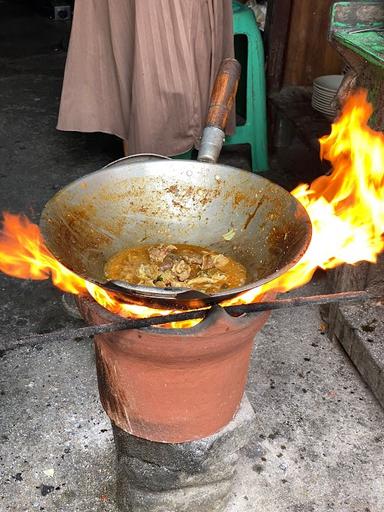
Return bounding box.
[171,259,192,282]
[159,253,179,271]
[212,254,230,269]
[148,244,177,264]
[137,263,159,283]
[186,271,226,287]
[201,253,229,270]
[183,252,204,265]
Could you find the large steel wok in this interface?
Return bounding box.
[40,156,311,307]
[40,59,312,307]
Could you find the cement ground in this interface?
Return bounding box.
[2,279,384,512]
[1,3,383,511]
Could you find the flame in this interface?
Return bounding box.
[0,213,197,328]
[0,90,383,325]
[223,89,384,306]
[0,213,87,294]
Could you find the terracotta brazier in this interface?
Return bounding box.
[78,295,272,443]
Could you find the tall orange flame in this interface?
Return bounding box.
[0,212,186,324]
[223,90,384,306]
[0,90,383,323]
[0,213,87,294]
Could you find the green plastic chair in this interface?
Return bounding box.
[174,1,268,172]
[225,1,268,172]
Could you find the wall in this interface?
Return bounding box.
[283,0,343,85]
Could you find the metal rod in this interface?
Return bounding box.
[2,290,379,354]
[348,28,384,35]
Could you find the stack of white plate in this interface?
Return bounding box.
[312,75,343,119]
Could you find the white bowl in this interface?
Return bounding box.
[313,88,337,98]
[312,98,333,108]
[313,75,343,91]
[312,102,336,112]
[312,95,335,105]
[313,84,340,95]
[311,101,336,115]
[312,99,335,109]
[313,92,338,103]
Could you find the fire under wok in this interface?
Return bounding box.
[40,155,312,307]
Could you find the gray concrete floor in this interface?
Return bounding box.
[1,3,384,511]
[2,279,384,512]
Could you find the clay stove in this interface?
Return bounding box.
[77,293,272,511]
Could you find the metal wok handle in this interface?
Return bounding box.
[198,58,241,164]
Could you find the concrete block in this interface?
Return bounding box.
[331,299,384,409]
[113,395,256,512]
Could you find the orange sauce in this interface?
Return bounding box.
[104,244,246,294]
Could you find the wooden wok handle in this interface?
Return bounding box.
[206,58,241,131]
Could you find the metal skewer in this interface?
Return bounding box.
[2,290,380,354]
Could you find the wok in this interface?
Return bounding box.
[40,59,312,307]
[40,155,311,307]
